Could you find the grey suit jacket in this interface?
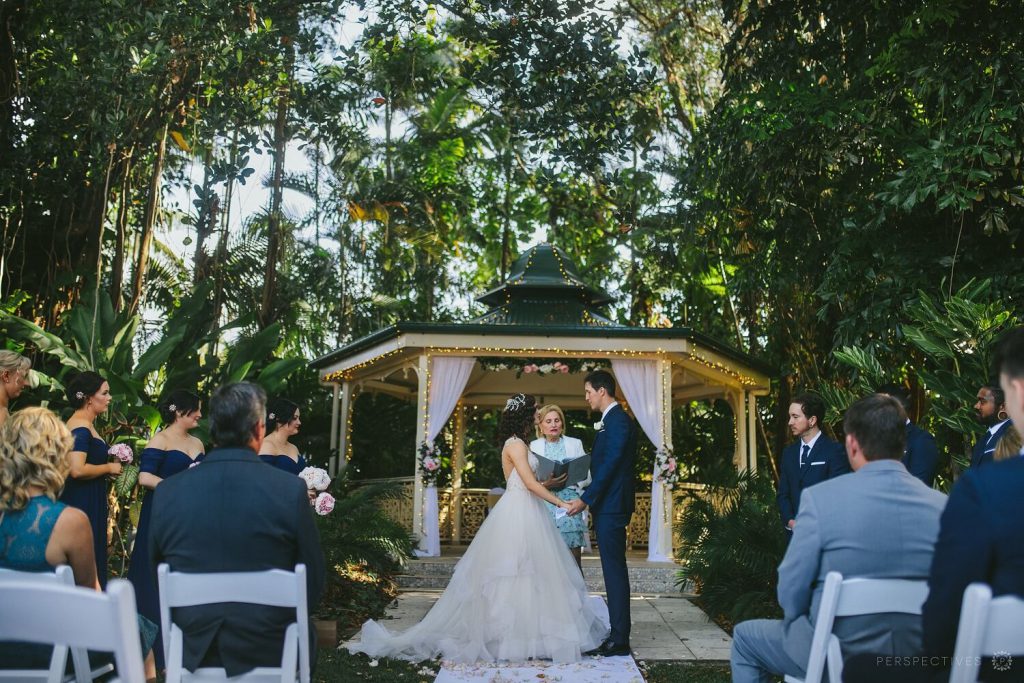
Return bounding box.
[777,459,947,667]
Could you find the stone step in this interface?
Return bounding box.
[397,558,691,595]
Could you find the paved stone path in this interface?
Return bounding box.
[344,590,732,664]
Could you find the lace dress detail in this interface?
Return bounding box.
[349,436,607,663]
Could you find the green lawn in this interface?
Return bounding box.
[318,650,730,682]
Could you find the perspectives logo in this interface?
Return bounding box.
[992,651,1013,673]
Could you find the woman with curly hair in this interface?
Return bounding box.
[0,350,31,427]
[0,408,157,677]
[350,393,608,664]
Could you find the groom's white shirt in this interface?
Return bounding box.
[600,401,619,423]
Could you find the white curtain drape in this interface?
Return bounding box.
[611,359,674,562]
[416,356,476,557]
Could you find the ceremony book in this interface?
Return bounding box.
[532,451,591,486]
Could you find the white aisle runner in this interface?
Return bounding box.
[435,656,644,683]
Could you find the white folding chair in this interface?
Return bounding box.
[0,578,146,683]
[157,563,309,683]
[949,583,1024,683]
[784,571,929,683]
[0,566,115,683]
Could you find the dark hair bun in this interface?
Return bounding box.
[65,371,106,409]
[158,389,201,425]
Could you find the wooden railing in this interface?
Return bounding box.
[357,476,709,550]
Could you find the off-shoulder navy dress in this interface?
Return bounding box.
[60,427,109,587]
[259,453,307,475]
[126,447,204,668]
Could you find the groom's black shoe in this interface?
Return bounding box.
[586,639,631,657]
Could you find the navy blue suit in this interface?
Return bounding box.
[581,403,638,647]
[970,420,1014,469]
[923,455,1024,663]
[149,447,326,676]
[904,422,940,488]
[776,434,850,528]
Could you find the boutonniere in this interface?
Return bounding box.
[593,421,604,431]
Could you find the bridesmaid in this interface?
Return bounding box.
[258,398,307,474]
[0,350,31,427]
[127,389,204,669]
[61,370,121,588]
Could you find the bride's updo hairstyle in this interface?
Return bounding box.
[497,393,537,445]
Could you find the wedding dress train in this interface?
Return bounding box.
[348,444,608,663]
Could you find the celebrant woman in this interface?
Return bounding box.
[532,403,590,570]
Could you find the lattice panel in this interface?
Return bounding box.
[458,491,490,540]
[377,480,414,534]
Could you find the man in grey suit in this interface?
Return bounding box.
[730,394,947,682]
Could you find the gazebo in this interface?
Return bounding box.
[311,244,771,561]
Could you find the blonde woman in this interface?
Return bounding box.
[0,350,31,426]
[0,408,157,677]
[531,403,590,570]
[994,426,1022,462]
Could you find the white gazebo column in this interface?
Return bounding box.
[747,391,758,473]
[657,357,674,560]
[332,381,352,476]
[328,383,341,476]
[732,390,749,472]
[451,403,466,544]
[412,354,429,546]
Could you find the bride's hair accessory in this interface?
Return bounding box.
[504,393,527,412]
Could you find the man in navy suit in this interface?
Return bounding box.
[150,383,325,677]
[877,383,940,487]
[566,369,638,657]
[970,382,1013,468]
[776,392,850,532]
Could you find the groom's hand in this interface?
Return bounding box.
[566,498,587,516]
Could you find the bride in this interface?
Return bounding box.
[348,393,608,663]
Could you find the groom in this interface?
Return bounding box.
[566,369,638,657]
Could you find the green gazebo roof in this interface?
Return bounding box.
[472,244,620,327]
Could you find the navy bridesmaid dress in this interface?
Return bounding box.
[259,453,308,475]
[60,427,109,588]
[126,447,204,668]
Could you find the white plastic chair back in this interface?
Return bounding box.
[949,583,1024,683]
[157,564,309,683]
[784,571,929,683]
[0,579,145,683]
[0,566,114,683]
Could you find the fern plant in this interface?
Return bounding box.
[676,469,786,630]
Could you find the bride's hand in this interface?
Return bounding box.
[558,500,573,510]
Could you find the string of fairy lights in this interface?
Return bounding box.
[324,343,761,388]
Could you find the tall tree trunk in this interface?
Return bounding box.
[111,149,134,311]
[128,125,168,315]
[499,128,512,281]
[259,37,294,328]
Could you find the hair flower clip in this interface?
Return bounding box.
[268,412,276,420]
[75,391,85,400]
[168,404,177,412]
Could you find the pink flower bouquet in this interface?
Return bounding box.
[314,492,335,516]
[298,466,331,492]
[108,443,134,464]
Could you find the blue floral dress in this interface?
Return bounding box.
[127,447,204,668]
[542,438,588,549]
[60,427,109,587]
[259,453,307,475]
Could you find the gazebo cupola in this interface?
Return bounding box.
[472,244,617,327]
[312,243,772,561]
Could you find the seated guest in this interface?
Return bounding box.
[258,397,307,474]
[149,382,325,677]
[126,389,205,668]
[970,382,1013,468]
[0,349,31,426]
[876,382,940,487]
[846,327,1024,682]
[0,407,156,678]
[732,394,947,683]
[776,392,850,533]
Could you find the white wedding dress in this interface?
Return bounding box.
[349,438,608,663]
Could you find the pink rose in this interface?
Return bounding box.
[314,492,335,516]
[522,364,537,373]
[559,365,569,373]
[425,459,439,472]
[668,458,677,470]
